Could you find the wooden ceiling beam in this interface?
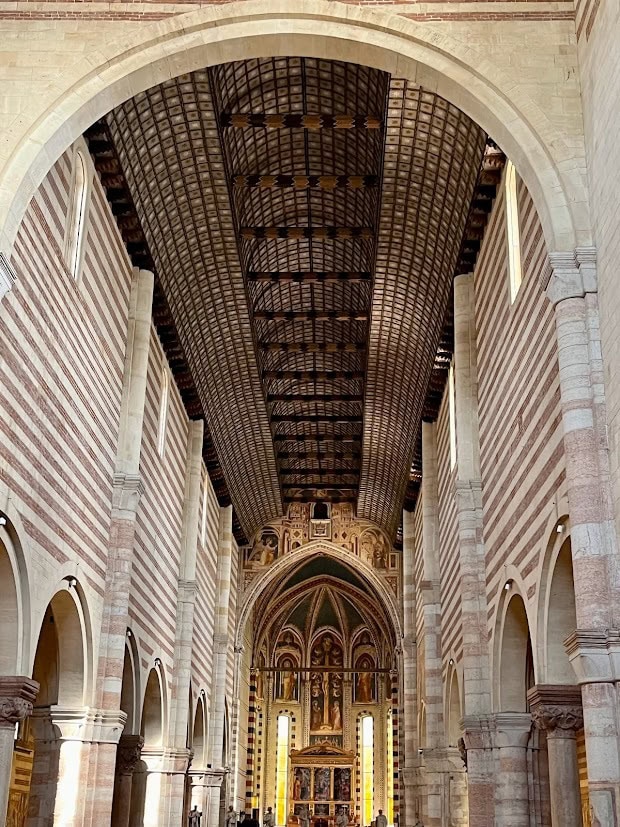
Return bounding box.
[272,414,362,423]
[282,483,358,491]
[220,113,382,129]
[280,468,360,476]
[241,226,374,240]
[283,495,356,503]
[260,342,365,353]
[263,370,365,381]
[248,272,372,283]
[254,310,369,322]
[277,452,360,461]
[233,174,378,189]
[268,393,363,403]
[273,434,362,443]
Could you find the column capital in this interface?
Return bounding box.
[545,245,597,305]
[528,684,583,736]
[493,712,532,748]
[461,714,495,751]
[565,629,620,683]
[0,676,39,729]
[117,733,145,775]
[112,472,144,513]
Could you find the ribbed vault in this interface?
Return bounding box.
[105,57,486,539]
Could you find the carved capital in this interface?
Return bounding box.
[528,684,583,736]
[0,677,39,729]
[532,704,583,736]
[117,734,145,775]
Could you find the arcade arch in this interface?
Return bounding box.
[0,0,587,266]
[496,590,535,713]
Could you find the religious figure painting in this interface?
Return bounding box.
[314,768,330,800]
[354,656,375,703]
[293,768,311,801]
[314,804,330,816]
[250,529,279,566]
[334,768,351,802]
[278,658,298,701]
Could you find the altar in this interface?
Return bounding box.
[287,743,355,827]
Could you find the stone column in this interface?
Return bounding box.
[0,677,38,827]
[494,713,532,827]
[419,422,445,827]
[453,272,495,825]
[206,506,234,827]
[85,267,153,824]
[546,248,620,822]
[112,734,145,827]
[402,510,421,826]
[529,685,583,827]
[166,419,205,824]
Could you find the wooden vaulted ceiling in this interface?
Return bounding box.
[91,57,498,542]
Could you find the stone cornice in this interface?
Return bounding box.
[564,629,620,683]
[544,245,597,305]
[528,684,583,735]
[112,472,144,513]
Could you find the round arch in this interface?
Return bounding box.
[120,630,141,734]
[0,519,30,675]
[0,0,586,260]
[495,586,535,713]
[235,540,402,650]
[141,663,166,747]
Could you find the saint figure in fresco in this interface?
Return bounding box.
[356,669,373,704]
[314,768,330,800]
[282,661,297,701]
[331,697,342,730]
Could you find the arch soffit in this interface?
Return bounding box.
[237,540,402,650]
[0,0,585,260]
[32,577,94,704]
[534,499,572,680]
[124,629,141,734]
[256,577,388,663]
[491,570,536,711]
[0,522,30,675]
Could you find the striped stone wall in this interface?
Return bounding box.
[475,170,565,638]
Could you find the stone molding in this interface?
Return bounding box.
[461,714,495,752]
[141,745,193,774]
[116,733,145,775]
[112,471,144,513]
[494,712,532,748]
[0,252,17,300]
[527,683,583,739]
[565,629,620,684]
[0,676,39,729]
[31,705,127,743]
[544,245,597,305]
[177,578,199,602]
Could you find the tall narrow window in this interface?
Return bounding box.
[361,715,374,827]
[386,711,394,826]
[448,362,457,470]
[157,368,169,457]
[201,475,209,547]
[65,150,90,280]
[505,161,523,302]
[275,714,291,827]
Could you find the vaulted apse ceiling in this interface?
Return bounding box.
[105,57,486,539]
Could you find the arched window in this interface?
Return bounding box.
[157,367,169,457]
[360,714,374,827]
[275,714,291,826]
[65,150,90,280]
[505,161,523,303]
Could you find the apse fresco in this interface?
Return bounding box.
[242,504,398,582]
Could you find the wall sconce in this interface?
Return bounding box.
[0,516,6,526]
[504,579,513,591]
[155,657,162,667]
[449,658,454,666]
[67,577,77,589]
[556,523,565,534]
[126,629,132,638]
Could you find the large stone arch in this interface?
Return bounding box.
[235,539,402,650]
[0,0,587,263]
